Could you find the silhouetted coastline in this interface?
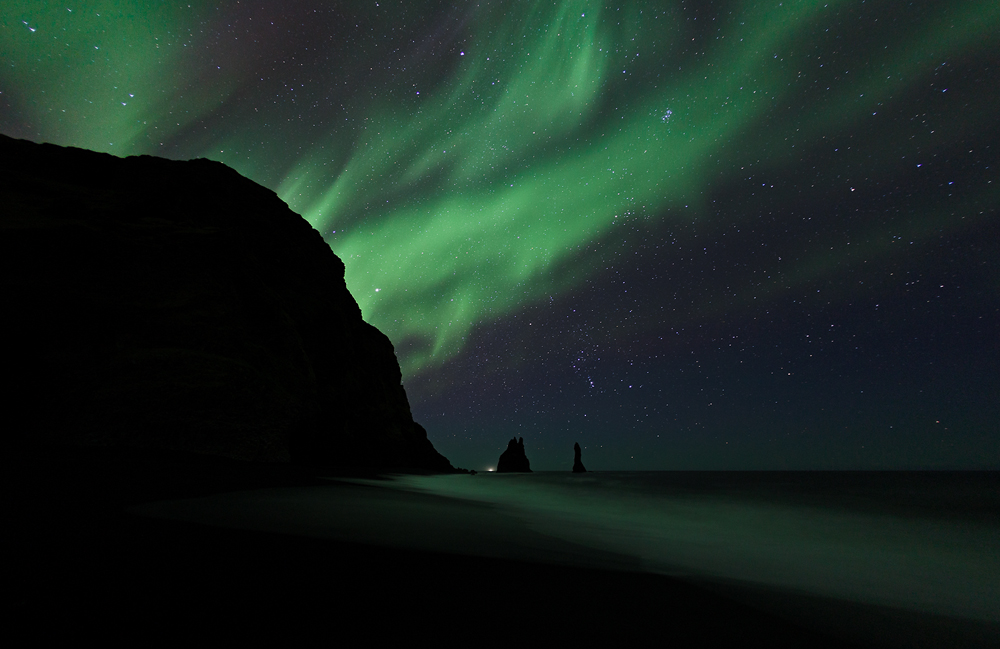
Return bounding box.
[1,133,453,472]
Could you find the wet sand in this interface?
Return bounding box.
[11,450,997,646]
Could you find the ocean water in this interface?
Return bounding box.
[379,472,1000,619]
[137,471,999,644]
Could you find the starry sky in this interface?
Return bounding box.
[3,1,997,470]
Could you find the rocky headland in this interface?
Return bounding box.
[0,134,452,472]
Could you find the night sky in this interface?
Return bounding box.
[3,1,997,470]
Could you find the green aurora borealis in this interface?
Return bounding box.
[3,1,998,469]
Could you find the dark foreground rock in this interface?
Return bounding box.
[0,134,452,471]
[496,436,531,472]
[573,442,587,473]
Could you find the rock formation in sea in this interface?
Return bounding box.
[0,134,453,471]
[572,442,587,473]
[496,437,532,472]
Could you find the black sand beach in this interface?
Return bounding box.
[13,451,998,646]
[10,450,846,645]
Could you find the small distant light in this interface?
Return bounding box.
[374,288,381,292]
[460,51,465,56]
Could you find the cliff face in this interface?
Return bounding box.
[0,134,452,471]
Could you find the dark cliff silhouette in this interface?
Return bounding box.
[573,442,587,473]
[0,134,453,471]
[496,437,532,472]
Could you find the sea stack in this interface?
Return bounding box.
[572,442,587,473]
[496,437,532,472]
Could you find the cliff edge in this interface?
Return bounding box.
[0,134,453,471]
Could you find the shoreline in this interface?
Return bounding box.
[11,450,998,646]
